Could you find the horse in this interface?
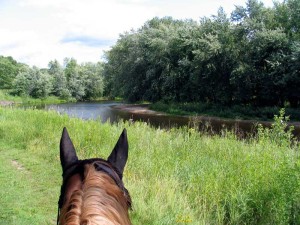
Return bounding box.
[57,127,132,225]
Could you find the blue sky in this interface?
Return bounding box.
[61,36,114,47]
[0,0,280,68]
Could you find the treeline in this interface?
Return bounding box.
[0,57,104,100]
[1,0,300,107]
[104,0,300,107]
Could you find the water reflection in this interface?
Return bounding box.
[45,102,300,138]
[45,102,121,122]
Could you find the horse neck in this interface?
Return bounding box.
[59,164,131,225]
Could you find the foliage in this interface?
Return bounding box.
[4,56,105,101]
[2,0,300,112]
[11,69,31,96]
[104,0,300,108]
[80,62,104,100]
[48,60,70,99]
[257,108,295,147]
[0,107,299,224]
[65,58,85,100]
[30,67,53,98]
[12,67,52,98]
[0,56,24,89]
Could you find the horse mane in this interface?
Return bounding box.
[59,164,132,225]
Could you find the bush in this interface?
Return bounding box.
[257,108,295,147]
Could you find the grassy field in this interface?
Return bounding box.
[0,107,299,224]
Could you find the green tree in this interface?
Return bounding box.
[284,42,300,107]
[104,31,146,101]
[190,8,236,105]
[30,67,52,98]
[103,0,300,108]
[230,0,289,106]
[80,62,104,100]
[12,69,31,96]
[12,67,52,98]
[0,56,22,89]
[64,58,85,100]
[48,60,70,99]
[274,0,300,40]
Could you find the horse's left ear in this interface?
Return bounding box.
[60,127,78,171]
[107,128,128,178]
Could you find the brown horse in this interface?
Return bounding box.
[57,127,132,225]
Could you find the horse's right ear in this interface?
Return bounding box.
[60,127,78,171]
[107,128,128,178]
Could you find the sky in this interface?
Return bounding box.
[0,0,280,68]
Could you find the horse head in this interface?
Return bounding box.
[57,127,131,225]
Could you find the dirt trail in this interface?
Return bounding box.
[11,159,27,172]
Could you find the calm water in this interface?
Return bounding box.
[45,102,300,138]
[45,102,190,126]
[45,102,122,122]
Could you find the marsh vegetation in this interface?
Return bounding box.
[0,107,299,224]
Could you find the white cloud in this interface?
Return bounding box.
[0,0,280,68]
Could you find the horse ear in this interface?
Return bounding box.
[60,127,78,171]
[107,128,128,178]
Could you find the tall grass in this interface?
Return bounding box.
[0,89,67,105]
[0,107,299,224]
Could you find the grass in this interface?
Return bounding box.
[0,89,67,106]
[0,107,299,224]
[150,101,300,122]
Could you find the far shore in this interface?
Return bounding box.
[0,101,14,106]
[111,103,300,127]
[111,104,167,116]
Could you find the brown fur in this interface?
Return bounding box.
[59,164,131,225]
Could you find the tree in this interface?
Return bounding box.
[12,66,52,98]
[80,62,104,100]
[104,32,147,101]
[48,60,70,99]
[29,67,52,98]
[191,8,236,105]
[0,56,22,89]
[12,69,31,96]
[284,41,300,107]
[103,1,300,108]
[274,0,300,40]
[64,58,85,100]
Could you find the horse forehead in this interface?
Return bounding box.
[64,174,82,201]
[80,158,107,166]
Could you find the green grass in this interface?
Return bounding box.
[150,101,300,122]
[0,107,299,224]
[0,89,67,106]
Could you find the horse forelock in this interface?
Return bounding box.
[59,164,131,225]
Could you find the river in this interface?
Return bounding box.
[45,101,300,138]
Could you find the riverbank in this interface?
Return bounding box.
[112,104,166,115]
[113,103,300,124]
[112,104,300,138]
[0,89,68,106]
[149,101,300,122]
[2,89,300,137]
[0,100,14,106]
[0,107,299,224]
